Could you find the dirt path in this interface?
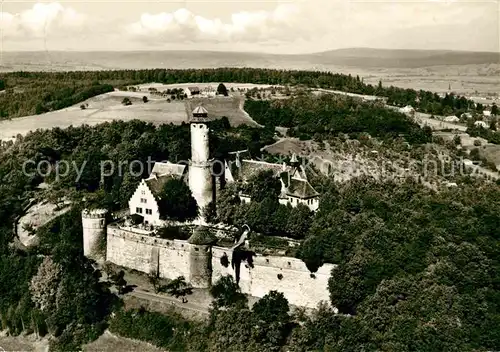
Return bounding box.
[128,288,209,316]
[239,97,263,127]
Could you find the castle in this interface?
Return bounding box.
[81,106,332,309]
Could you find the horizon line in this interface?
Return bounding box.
[2,47,499,55]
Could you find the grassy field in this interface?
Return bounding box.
[0,91,185,142]
[0,333,49,352]
[0,84,266,142]
[186,96,261,127]
[83,330,166,352]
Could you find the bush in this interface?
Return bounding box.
[109,308,196,350]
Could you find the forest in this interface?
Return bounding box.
[0,68,478,119]
[244,95,432,143]
[0,85,498,350]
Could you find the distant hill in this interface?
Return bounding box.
[1,48,498,72]
[304,48,500,68]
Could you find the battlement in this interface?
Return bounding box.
[82,209,108,219]
[211,246,335,309]
[107,225,192,252]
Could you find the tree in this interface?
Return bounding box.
[209,307,256,351]
[165,276,192,302]
[209,275,247,309]
[215,185,240,224]
[142,96,148,103]
[110,270,127,294]
[285,204,312,239]
[29,256,63,313]
[252,290,290,325]
[491,103,498,116]
[251,291,292,350]
[246,170,281,202]
[158,178,198,221]
[203,201,217,224]
[217,83,229,96]
[148,273,163,294]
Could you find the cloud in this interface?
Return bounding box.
[126,5,304,44]
[0,0,496,52]
[0,2,87,39]
[123,0,495,51]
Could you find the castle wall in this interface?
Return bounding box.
[106,226,336,308]
[211,246,336,309]
[106,226,191,281]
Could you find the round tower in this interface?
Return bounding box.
[188,226,217,288]
[81,208,108,262]
[189,105,214,217]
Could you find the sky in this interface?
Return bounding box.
[0,0,498,53]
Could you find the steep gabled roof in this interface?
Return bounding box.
[286,178,320,199]
[145,176,172,198]
[150,162,187,179]
[188,226,218,245]
[238,160,291,181]
[192,105,208,115]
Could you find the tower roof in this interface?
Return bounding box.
[192,105,208,115]
[188,226,218,245]
[190,105,211,123]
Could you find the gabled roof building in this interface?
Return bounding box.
[225,154,320,211]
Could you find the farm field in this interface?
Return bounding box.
[1,51,498,96]
[0,91,185,142]
[0,85,266,142]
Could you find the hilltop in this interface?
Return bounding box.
[307,48,500,68]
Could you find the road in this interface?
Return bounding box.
[127,288,209,315]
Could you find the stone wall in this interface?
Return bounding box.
[106,226,337,308]
[211,246,336,309]
[106,226,192,281]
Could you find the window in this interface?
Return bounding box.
[141,190,145,195]
[136,207,143,214]
[146,209,152,215]
[140,198,147,204]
